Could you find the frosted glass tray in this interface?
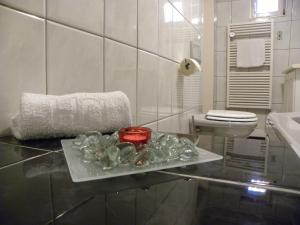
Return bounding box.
[61,139,223,182]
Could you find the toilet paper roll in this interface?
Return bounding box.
[178,58,201,76]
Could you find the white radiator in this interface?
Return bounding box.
[227,21,273,109]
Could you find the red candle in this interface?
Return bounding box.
[119,127,151,149]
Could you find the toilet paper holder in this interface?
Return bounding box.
[178,58,201,76]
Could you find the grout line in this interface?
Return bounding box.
[103,0,106,92]
[170,2,174,116]
[0,141,52,152]
[144,182,178,224]
[53,196,95,222]
[1,1,203,129]
[45,0,48,94]
[47,19,103,38]
[156,0,159,131]
[167,0,201,33]
[48,174,56,224]
[0,3,191,66]
[141,105,201,127]
[0,151,52,171]
[0,3,45,19]
[230,0,233,24]
[136,0,139,125]
[287,15,293,66]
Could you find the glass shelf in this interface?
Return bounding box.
[61,139,223,182]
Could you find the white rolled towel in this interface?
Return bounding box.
[11,92,132,140]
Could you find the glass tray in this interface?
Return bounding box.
[61,139,223,182]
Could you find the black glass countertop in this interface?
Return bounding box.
[0,134,300,225]
[159,134,300,194]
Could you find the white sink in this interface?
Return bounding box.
[268,112,300,158]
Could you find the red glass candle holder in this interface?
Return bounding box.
[119,127,151,149]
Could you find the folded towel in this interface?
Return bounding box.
[11,92,132,140]
[236,39,265,68]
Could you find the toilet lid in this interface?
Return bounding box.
[206,110,257,119]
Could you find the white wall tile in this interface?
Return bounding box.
[172,10,191,62]
[289,49,300,65]
[179,108,199,134]
[183,72,202,110]
[47,0,104,35]
[0,0,45,16]
[274,21,291,50]
[214,101,226,110]
[47,22,103,95]
[104,39,137,124]
[216,1,231,26]
[191,0,202,29]
[158,0,173,59]
[137,50,158,125]
[216,27,227,52]
[247,109,267,129]
[190,29,202,60]
[292,0,300,20]
[105,0,137,46]
[272,103,284,113]
[172,62,183,113]
[273,50,289,76]
[0,0,204,136]
[169,0,191,20]
[157,115,179,133]
[169,0,201,28]
[157,107,199,134]
[272,76,285,104]
[290,20,300,48]
[215,76,226,102]
[158,57,173,119]
[231,0,250,23]
[138,0,158,53]
[216,51,226,76]
[143,121,157,131]
[0,6,45,134]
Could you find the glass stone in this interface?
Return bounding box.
[72,130,201,171]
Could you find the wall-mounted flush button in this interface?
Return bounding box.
[277,31,282,40]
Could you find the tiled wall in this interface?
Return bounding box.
[0,0,203,135]
[214,0,300,129]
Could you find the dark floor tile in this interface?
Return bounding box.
[0,136,64,151]
[0,153,54,225]
[0,142,48,168]
[54,196,106,225]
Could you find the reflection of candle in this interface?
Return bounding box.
[119,127,151,150]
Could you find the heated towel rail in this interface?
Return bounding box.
[226,21,273,109]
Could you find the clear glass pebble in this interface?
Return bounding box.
[73,131,199,170]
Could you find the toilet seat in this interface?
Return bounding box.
[206,110,257,120]
[191,110,258,137]
[206,115,258,122]
[193,114,257,128]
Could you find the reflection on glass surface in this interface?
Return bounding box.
[161,132,300,193]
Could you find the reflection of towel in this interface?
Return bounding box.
[237,39,265,68]
[11,92,132,140]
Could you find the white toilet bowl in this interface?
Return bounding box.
[192,110,258,138]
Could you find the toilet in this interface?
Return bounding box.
[191,110,258,138]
